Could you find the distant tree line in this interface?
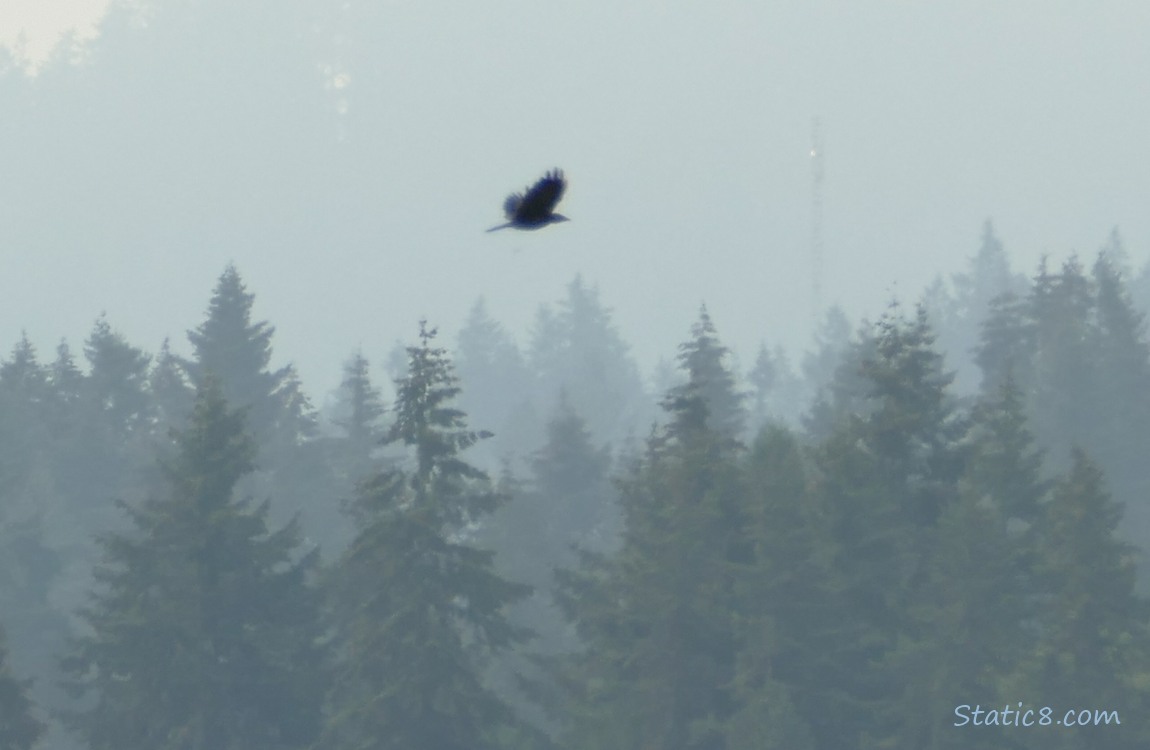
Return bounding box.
[0,241,1150,748]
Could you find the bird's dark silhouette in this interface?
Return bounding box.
[487,169,570,232]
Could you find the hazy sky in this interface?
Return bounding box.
[3,1,1150,404]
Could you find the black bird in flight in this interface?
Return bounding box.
[487,169,570,232]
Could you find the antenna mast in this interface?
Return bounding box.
[810,118,825,322]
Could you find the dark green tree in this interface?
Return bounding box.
[808,304,967,748]
[673,306,746,440]
[83,315,153,442]
[973,289,1033,395]
[555,317,745,750]
[183,265,333,551]
[1026,257,1098,467]
[0,338,64,750]
[725,425,822,750]
[183,266,308,446]
[965,373,1048,526]
[61,380,326,750]
[1090,251,1150,548]
[1004,450,1150,749]
[974,251,1150,577]
[875,378,1040,750]
[321,322,536,750]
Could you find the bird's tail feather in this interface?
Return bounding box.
[486,223,513,233]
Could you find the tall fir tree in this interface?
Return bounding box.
[672,306,746,440]
[529,276,650,448]
[1005,450,1150,749]
[1089,251,1150,550]
[973,289,1033,395]
[182,265,308,446]
[725,425,823,750]
[801,312,875,443]
[478,393,618,739]
[0,338,65,750]
[455,297,538,465]
[83,315,153,442]
[149,339,194,443]
[321,322,537,750]
[808,303,967,748]
[328,350,387,485]
[925,220,1024,394]
[1026,257,1098,468]
[874,378,1040,750]
[182,265,334,554]
[555,315,746,750]
[746,342,802,431]
[45,341,84,440]
[61,379,326,750]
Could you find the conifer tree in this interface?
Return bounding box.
[928,220,1023,394]
[1026,257,1098,466]
[0,335,50,479]
[747,343,802,430]
[46,341,84,438]
[0,335,47,408]
[556,317,746,750]
[61,379,326,750]
[1006,450,1150,749]
[974,290,1033,395]
[479,393,618,739]
[456,297,536,463]
[321,322,535,750]
[183,265,332,550]
[725,425,822,750]
[875,378,1039,750]
[965,373,1048,526]
[800,305,853,399]
[329,350,387,484]
[801,313,875,442]
[809,304,966,748]
[673,306,746,439]
[1090,252,1150,543]
[0,340,63,750]
[183,265,308,446]
[0,627,44,750]
[529,276,650,446]
[83,315,153,441]
[149,339,194,441]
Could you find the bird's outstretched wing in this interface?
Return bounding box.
[502,193,523,220]
[515,169,566,222]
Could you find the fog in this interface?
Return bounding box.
[2,2,1149,400]
[4,2,1150,749]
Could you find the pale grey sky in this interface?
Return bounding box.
[3,1,1150,402]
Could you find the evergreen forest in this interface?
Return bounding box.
[4,2,1150,749]
[0,244,1147,748]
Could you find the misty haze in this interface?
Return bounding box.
[2,1,1150,749]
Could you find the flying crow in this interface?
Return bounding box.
[487,169,570,232]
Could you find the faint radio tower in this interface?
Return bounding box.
[810,118,825,322]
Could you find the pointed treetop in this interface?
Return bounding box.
[661,304,745,439]
[387,321,490,486]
